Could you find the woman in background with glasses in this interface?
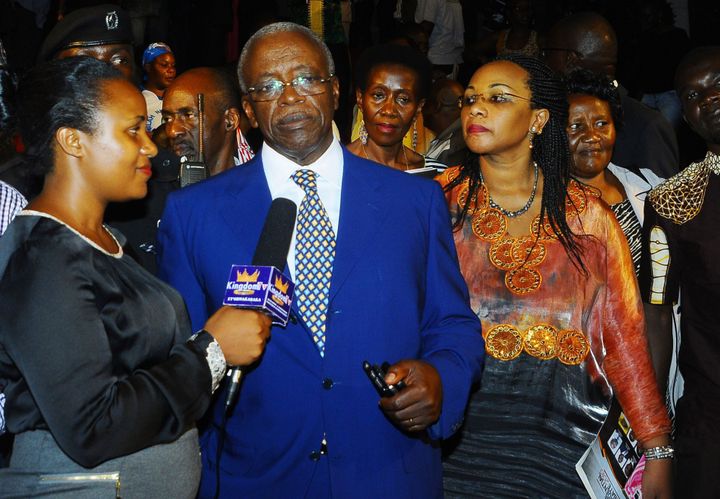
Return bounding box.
[438,55,672,498]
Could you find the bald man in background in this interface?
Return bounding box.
[162,67,248,176]
[107,67,250,273]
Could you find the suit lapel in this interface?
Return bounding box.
[217,158,322,367]
[229,151,389,358]
[329,150,388,303]
[217,157,273,248]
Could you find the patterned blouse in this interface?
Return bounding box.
[611,198,642,276]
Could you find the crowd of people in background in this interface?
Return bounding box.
[0,0,719,498]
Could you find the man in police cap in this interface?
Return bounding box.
[38,4,135,81]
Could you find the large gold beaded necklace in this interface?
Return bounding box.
[456,166,588,295]
[649,150,720,225]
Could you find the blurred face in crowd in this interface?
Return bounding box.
[508,0,533,27]
[241,30,339,165]
[542,24,617,78]
[424,78,463,135]
[58,43,135,81]
[145,52,176,91]
[405,29,428,56]
[162,70,227,164]
[566,94,616,180]
[357,64,424,148]
[676,51,720,149]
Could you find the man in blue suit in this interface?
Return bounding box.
[157,21,483,498]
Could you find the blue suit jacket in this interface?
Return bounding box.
[157,147,483,498]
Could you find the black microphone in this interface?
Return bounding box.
[251,198,297,268]
[224,197,297,410]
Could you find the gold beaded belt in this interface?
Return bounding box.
[484,323,590,364]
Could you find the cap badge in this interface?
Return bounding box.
[105,11,119,30]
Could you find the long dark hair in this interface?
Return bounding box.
[0,66,17,164]
[445,54,585,271]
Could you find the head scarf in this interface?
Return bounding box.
[142,42,172,67]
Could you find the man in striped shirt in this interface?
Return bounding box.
[0,180,26,236]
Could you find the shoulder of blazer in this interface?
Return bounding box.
[167,155,266,206]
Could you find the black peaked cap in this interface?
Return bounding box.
[38,4,133,62]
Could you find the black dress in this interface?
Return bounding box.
[0,212,216,497]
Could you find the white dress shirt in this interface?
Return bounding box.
[262,138,344,280]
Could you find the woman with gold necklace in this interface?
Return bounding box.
[438,55,673,498]
[346,44,446,175]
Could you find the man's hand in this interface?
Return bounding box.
[378,360,442,432]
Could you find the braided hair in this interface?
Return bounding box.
[445,54,586,271]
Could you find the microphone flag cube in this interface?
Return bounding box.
[223,265,295,326]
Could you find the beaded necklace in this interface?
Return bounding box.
[448,168,589,296]
[478,161,539,218]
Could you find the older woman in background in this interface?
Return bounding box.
[565,69,663,274]
[565,70,680,422]
[347,43,445,175]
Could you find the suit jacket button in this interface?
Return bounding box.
[309,450,321,461]
[322,378,334,390]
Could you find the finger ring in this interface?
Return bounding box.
[409,418,414,424]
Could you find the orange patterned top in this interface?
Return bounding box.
[437,167,670,443]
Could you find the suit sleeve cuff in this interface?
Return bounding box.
[423,351,475,440]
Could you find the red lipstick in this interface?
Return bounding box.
[467,124,489,133]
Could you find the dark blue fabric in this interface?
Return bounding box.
[157,147,484,498]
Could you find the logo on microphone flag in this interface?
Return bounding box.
[223,265,295,326]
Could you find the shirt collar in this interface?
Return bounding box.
[262,137,343,188]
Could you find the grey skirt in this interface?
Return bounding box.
[0,427,201,498]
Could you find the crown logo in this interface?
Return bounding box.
[236,268,260,283]
[274,275,289,294]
